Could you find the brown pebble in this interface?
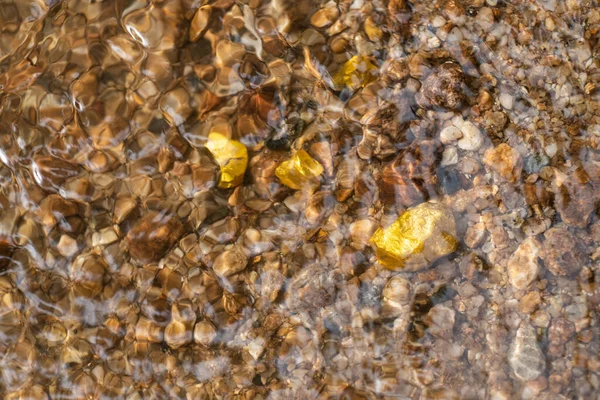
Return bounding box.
[126,214,184,263]
[541,227,587,277]
[554,178,595,228]
[519,291,542,314]
[483,144,523,183]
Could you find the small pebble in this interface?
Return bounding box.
[57,235,78,257]
[542,227,587,276]
[507,237,541,290]
[509,322,546,381]
[499,92,514,110]
[440,126,463,143]
[483,143,523,183]
[441,147,459,166]
[456,120,484,151]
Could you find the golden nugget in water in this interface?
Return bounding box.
[275,149,324,190]
[206,132,248,189]
[333,55,378,90]
[370,202,457,271]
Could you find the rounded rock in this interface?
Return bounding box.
[483,143,523,183]
[439,126,463,144]
[416,62,468,110]
[126,214,184,263]
[212,246,248,278]
[456,120,484,151]
[541,227,587,276]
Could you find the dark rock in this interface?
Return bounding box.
[416,62,468,110]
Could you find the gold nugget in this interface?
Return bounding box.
[206,132,248,189]
[333,55,378,90]
[371,202,457,271]
[275,149,324,190]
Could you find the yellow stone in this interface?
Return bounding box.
[364,17,383,41]
[333,56,378,90]
[205,132,248,189]
[275,149,324,190]
[370,202,457,271]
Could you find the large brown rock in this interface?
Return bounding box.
[126,214,184,263]
[541,227,587,276]
[555,178,594,228]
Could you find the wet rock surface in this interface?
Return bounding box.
[0,0,599,398]
[509,322,546,381]
[126,214,184,263]
[416,62,468,110]
[541,227,587,277]
[507,237,541,290]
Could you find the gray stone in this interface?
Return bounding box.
[508,322,545,381]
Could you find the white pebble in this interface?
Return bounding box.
[499,93,514,110]
[457,120,484,151]
[545,142,557,158]
[476,7,495,31]
[440,126,463,143]
[432,16,446,28]
[441,147,459,166]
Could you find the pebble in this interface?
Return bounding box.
[164,320,192,349]
[464,222,486,248]
[554,179,594,228]
[193,320,216,346]
[548,318,575,357]
[456,119,484,151]
[483,143,523,183]
[370,202,457,271]
[441,147,459,166]
[499,92,514,110]
[416,62,467,110]
[542,227,587,276]
[476,7,495,31]
[212,246,248,278]
[310,6,339,28]
[507,237,541,290]
[519,291,542,314]
[508,322,546,381]
[439,126,463,144]
[126,214,184,263]
[524,154,550,174]
[432,16,446,28]
[426,304,456,339]
[57,235,78,257]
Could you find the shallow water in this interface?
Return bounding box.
[1,0,600,398]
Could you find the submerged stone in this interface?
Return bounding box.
[509,322,545,381]
[275,149,324,190]
[126,214,184,263]
[206,132,248,189]
[370,202,457,271]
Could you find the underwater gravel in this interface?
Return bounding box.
[0,0,600,398]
